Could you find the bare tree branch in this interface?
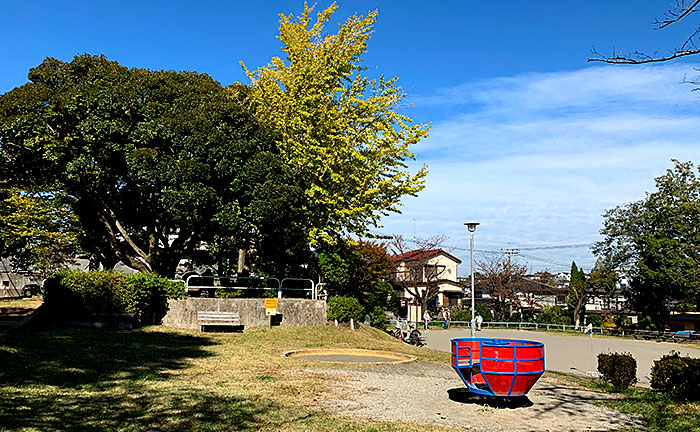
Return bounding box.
[588,47,700,64]
[588,3,700,64]
[654,0,700,29]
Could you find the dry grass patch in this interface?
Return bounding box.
[0,296,43,316]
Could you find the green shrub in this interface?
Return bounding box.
[535,306,570,325]
[262,289,278,298]
[215,288,244,298]
[327,296,364,323]
[650,352,700,401]
[451,305,493,323]
[126,273,186,324]
[370,306,388,330]
[43,269,130,315]
[446,308,465,322]
[587,314,603,328]
[614,314,632,329]
[598,352,638,390]
[43,270,186,325]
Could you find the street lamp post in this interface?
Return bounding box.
[464,222,479,337]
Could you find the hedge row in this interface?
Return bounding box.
[43,269,186,324]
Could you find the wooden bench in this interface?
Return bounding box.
[197,311,242,332]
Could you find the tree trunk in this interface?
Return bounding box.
[237,248,248,276]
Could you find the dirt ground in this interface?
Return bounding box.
[322,362,644,432]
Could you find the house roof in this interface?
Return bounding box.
[392,248,462,264]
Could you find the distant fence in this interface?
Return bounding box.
[388,318,699,343]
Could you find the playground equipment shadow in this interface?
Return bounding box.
[446,388,534,409]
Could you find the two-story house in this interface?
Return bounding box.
[390,249,464,322]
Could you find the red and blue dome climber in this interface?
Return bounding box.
[451,338,545,397]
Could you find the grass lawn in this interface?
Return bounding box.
[545,371,700,432]
[0,324,451,432]
[596,384,700,432]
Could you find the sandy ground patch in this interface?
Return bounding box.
[322,362,644,432]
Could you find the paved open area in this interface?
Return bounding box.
[424,328,700,387]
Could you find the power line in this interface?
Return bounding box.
[517,252,571,268]
[516,243,593,250]
[398,236,594,271]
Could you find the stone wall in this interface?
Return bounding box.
[162,298,327,330]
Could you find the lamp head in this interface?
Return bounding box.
[464,222,480,233]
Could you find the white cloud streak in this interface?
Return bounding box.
[379,65,700,274]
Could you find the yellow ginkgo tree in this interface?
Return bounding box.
[242,2,429,243]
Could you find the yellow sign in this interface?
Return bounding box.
[264,298,279,309]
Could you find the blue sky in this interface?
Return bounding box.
[4,1,700,274]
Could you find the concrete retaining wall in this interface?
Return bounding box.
[162,298,327,330]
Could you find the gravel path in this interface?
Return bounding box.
[322,361,644,432]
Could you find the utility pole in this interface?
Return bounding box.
[502,248,520,272]
[502,248,519,319]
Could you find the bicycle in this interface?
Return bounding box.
[391,318,424,346]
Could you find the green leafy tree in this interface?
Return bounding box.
[318,239,395,311]
[0,55,299,277]
[589,258,619,298]
[594,160,700,327]
[568,261,587,327]
[0,185,81,276]
[242,3,429,244]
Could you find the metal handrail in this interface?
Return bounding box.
[279,278,315,300]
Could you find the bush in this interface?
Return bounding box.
[126,273,186,324]
[650,352,700,401]
[327,296,364,323]
[370,306,388,330]
[614,314,633,329]
[451,304,493,323]
[43,270,186,325]
[215,288,244,298]
[587,314,603,327]
[535,306,570,325]
[450,308,470,322]
[598,352,638,390]
[43,269,130,316]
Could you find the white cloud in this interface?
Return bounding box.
[379,65,700,274]
[415,64,700,112]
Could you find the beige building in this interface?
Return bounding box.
[391,249,464,322]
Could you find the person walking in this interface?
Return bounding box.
[443,309,451,329]
[475,313,483,331]
[423,310,431,331]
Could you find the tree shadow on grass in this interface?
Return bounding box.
[447,387,534,409]
[0,328,284,431]
[0,328,214,388]
[1,386,281,431]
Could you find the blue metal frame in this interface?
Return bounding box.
[451,337,545,397]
